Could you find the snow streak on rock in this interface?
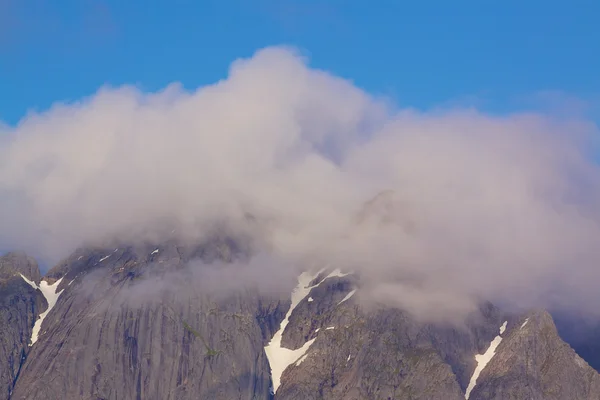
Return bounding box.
[264,271,321,393]
[338,289,356,305]
[264,267,352,393]
[499,321,507,334]
[19,274,37,290]
[20,274,66,346]
[465,321,508,399]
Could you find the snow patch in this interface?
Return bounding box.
[347,354,351,362]
[151,249,159,255]
[499,321,507,335]
[98,255,110,262]
[264,271,323,394]
[295,353,310,366]
[19,276,67,346]
[315,328,320,333]
[325,326,335,330]
[521,318,529,329]
[20,274,37,289]
[308,297,313,302]
[465,321,508,399]
[263,267,353,393]
[338,289,356,305]
[324,268,352,280]
[77,256,83,260]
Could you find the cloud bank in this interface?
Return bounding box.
[1,46,600,318]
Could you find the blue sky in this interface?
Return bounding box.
[1,0,599,125]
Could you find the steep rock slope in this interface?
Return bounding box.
[265,271,600,400]
[10,241,287,400]
[0,253,44,399]
[469,311,600,400]
[4,243,600,400]
[270,276,506,400]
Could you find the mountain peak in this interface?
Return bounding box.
[0,252,41,283]
[465,309,600,399]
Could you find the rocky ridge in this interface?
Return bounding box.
[1,244,600,399]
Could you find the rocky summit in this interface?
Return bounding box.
[1,244,600,400]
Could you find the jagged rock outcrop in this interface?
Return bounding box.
[263,270,600,400]
[270,273,506,400]
[0,253,45,399]
[469,310,600,400]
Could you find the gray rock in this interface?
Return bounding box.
[0,253,41,283]
[470,310,600,400]
[0,253,44,400]
[3,245,600,400]
[276,306,466,400]
[274,272,503,400]
[10,242,282,400]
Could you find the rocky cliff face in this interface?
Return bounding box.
[265,271,505,400]
[9,241,286,400]
[0,253,45,399]
[468,311,600,400]
[2,244,600,400]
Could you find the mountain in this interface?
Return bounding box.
[466,310,600,399]
[1,243,600,399]
[0,253,44,399]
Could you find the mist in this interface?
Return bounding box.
[2,46,600,319]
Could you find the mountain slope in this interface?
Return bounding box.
[2,244,600,399]
[10,242,284,400]
[0,253,44,399]
[270,273,505,400]
[468,311,600,400]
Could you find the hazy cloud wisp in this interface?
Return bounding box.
[1,46,600,319]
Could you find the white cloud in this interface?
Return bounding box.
[1,46,600,319]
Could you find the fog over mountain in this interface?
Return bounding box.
[1,46,600,321]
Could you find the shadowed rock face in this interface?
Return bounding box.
[2,244,600,400]
[0,253,44,399]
